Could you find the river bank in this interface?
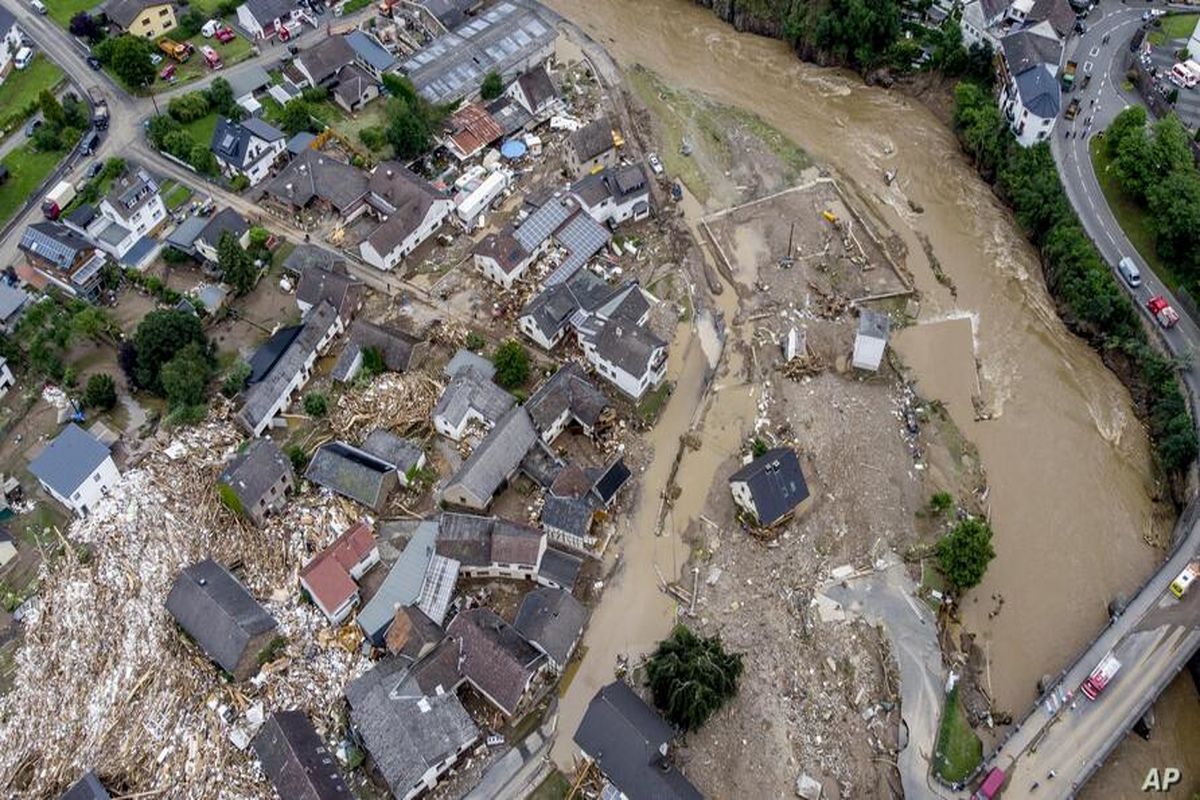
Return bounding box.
[544,0,1186,790]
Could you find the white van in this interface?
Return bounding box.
[29,0,47,14]
[1118,256,1142,289]
[201,19,219,37]
[14,47,33,69]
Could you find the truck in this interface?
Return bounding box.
[158,38,193,63]
[87,87,108,130]
[201,45,223,69]
[1170,562,1200,599]
[1064,97,1081,121]
[972,767,1006,800]
[1062,60,1078,90]
[1080,652,1122,700]
[41,180,76,220]
[1147,296,1180,328]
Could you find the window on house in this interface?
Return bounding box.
[159,7,169,15]
[141,17,150,25]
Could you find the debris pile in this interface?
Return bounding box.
[328,371,442,441]
[0,418,370,798]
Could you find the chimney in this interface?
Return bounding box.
[286,183,294,196]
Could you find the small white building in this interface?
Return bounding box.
[29,423,120,516]
[236,0,306,39]
[851,309,890,372]
[472,231,531,290]
[571,164,651,227]
[456,169,511,230]
[0,8,23,85]
[359,163,455,271]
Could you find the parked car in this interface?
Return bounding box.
[25,117,42,137]
[86,55,102,70]
[29,0,47,14]
[1147,295,1180,328]
[648,151,664,175]
[215,27,236,43]
[85,161,104,179]
[149,52,163,65]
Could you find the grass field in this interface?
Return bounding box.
[0,144,68,227]
[0,55,66,138]
[45,0,97,27]
[181,112,220,148]
[162,180,193,210]
[934,687,983,783]
[156,35,256,91]
[528,772,571,800]
[1089,136,1179,292]
[1160,13,1199,41]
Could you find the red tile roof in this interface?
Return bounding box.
[299,521,377,615]
[447,103,504,159]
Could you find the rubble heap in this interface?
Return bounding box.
[0,418,372,798]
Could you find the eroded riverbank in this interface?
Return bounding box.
[545,0,1184,782]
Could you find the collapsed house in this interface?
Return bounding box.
[298,520,380,624]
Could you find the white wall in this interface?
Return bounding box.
[518,314,563,351]
[0,360,14,397]
[44,454,120,516]
[584,342,666,400]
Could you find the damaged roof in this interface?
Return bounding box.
[526,361,608,436]
[447,607,545,716]
[305,441,395,510]
[217,438,293,513]
[513,586,586,666]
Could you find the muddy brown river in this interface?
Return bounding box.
[545,0,1200,783]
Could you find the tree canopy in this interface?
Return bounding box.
[161,342,212,408]
[936,517,996,591]
[646,625,744,732]
[95,35,155,88]
[217,231,256,295]
[480,71,503,100]
[492,340,530,389]
[83,373,118,411]
[130,310,207,394]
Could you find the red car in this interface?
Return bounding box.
[1147,296,1180,328]
[215,26,236,43]
[159,63,176,81]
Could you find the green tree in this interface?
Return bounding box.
[82,373,118,411]
[206,77,236,116]
[147,115,183,150]
[952,81,1007,178]
[71,306,112,341]
[386,99,434,160]
[1147,170,1200,268]
[131,309,206,393]
[160,341,212,408]
[277,99,317,136]
[189,143,218,175]
[930,20,968,76]
[936,517,996,590]
[69,11,104,43]
[303,392,328,417]
[480,70,503,100]
[217,231,256,295]
[1150,114,1193,179]
[39,89,67,130]
[492,339,530,389]
[167,92,211,123]
[95,35,155,88]
[646,625,744,732]
[361,346,385,378]
[221,361,252,398]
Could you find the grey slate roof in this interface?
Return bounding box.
[357,520,439,642]
[332,63,377,109]
[539,545,583,590]
[444,407,537,505]
[29,423,111,500]
[242,0,296,25]
[295,263,360,312]
[526,362,608,435]
[248,324,302,384]
[1000,24,1064,75]
[361,429,424,474]
[513,586,585,666]
[237,301,339,433]
[105,0,163,28]
[446,607,544,716]
[433,367,515,431]
[283,243,341,274]
[226,64,272,99]
[218,439,292,512]
[513,65,557,111]
[574,681,702,800]
[305,442,394,509]
[211,118,284,170]
[1014,64,1061,118]
[584,317,666,378]
[261,150,368,213]
[520,269,612,344]
[331,319,423,381]
[196,208,249,254]
[298,35,356,85]
[1028,0,1075,38]
[60,771,110,800]
[348,670,478,798]
[251,711,352,800]
[364,162,445,255]
[346,30,396,73]
[437,512,543,567]
[729,447,809,526]
[570,117,614,163]
[541,494,593,540]
[165,559,278,675]
[166,216,209,254]
[445,348,495,381]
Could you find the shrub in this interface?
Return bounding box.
[82,373,118,411]
[303,392,328,417]
[936,517,996,591]
[929,491,954,514]
[492,339,530,389]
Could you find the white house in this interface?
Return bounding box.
[210,117,287,186]
[236,0,306,39]
[0,7,22,85]
[29,423,120,516]
[504,65,559,118]
[851,309,890,372]
[299,520,380,624]
[456,168,511,230]
[359,162,454,271]
[998,22,1063,147]
[576,284,668,400]
[0,356,13,397]
[571,163,651,227]
[432,368,515,442]
[729,447,811,527]
[99,167,167,239]
[472,231,532,290]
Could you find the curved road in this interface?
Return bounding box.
[977,2,1200,798]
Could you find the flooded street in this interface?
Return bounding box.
[546,0,1175,733]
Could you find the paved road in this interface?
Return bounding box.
[975,3,1200,797]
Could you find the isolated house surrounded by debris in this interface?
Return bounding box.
[28,423,119,517]
[851,308,890,372]
[236,300,344,436]
[575,680,702,800]
[567,116,617,177]
[432,366,515,441]
[210,117,288,187]
[331,319,427,383]
[295,263,364,321]
[729,447,810,527]
[61,770,110,800]
[360,429,426,485]
[437,511,546,581]
[505,64,559,117]
[299,520,380,624]
[513,586,586,672]
[217,438,295,526]
[251,710,352,800]
[526,361,608,443]
[166,559,278,680]
[447,607,545,717]
[305,441,398,512]
[360,162,454,271]
[347,661,478,800]
[442,407,538,510]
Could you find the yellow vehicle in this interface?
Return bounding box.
[158,38,193,63]
[1170,562,1200,599]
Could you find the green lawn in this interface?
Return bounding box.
[163,181,193,210]
[181,112,220,148]
[0,144,69,227]
[1089,136,1179,292]
[528,772,571,800]
[45,0,98,27]
[0,55,66,137]
[1160,13,1200,41]
[934,687,983,783]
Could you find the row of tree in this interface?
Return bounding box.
[1102,107,1200,284]
[147,114,218,175]
[954,82,1198,473]
[167,78,243,124]
[30,90,90,154]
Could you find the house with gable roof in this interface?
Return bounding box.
[211,117,287,186]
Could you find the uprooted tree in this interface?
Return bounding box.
[936,517,996,591]
[646,624,744,732]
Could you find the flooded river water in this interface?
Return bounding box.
[545,0,1194,765]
